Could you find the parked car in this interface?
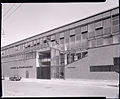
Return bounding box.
[9,75,22,81]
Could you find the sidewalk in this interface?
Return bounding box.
[20,78,119,87]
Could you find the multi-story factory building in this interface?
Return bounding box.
[1,7,120,80]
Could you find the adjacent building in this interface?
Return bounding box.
[1,7,120,80]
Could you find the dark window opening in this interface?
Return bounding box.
[90,65,114,72]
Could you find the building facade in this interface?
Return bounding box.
[1,7,120,80]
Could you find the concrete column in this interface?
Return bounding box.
[36,51,39,67]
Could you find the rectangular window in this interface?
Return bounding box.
[64,30,70,44]
[95,28,103,37]
[70,35,75,50]
[82,51,88,58]
[90,65,114,72]
[96,38,103,46]
[103,18,111,28]
[103,36,113,45]
[113,34,120,43]
[95,20,103,29]
[70,35,75,42]
[89,39,96,48]
[76,53,81,60]
[88,23,95,38]
[82,31,88,39]
[70,29,75,36]
[76,33,81,41]
[75,27,81,34]
[60,37,64,44]
[55,33,60,45]
[112,14,119,34]
[60,32,64,38]
[103,18,111,35]
[81,25,87,33]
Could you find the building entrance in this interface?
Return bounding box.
[37,49,51,79]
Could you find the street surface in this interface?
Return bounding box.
[2,78,119,98]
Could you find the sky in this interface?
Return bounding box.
[1,0,119,47]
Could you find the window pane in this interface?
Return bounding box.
[95,20,103,29]
[112,15,119,20]
[76,34,81,41]
[104,27,111,35]
[81,25,87,32]
[103,18,111,28]
[64,30,70,44]
[95,28,103,36]
[88,23,95,38]
[104,36,113,45]
[113,35,120,43]
[70,29,75,35]
[112,25,119,33]
[89,39,96,47]
[97,38,103,46]
[88,23,94,32]
[75,27,81,34]
[82,32,88,39]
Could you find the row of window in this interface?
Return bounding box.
[1,14,119,56]
[1,52,36,63]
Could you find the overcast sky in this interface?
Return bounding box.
[1,0,119,47]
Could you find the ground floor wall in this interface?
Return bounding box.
[2,58,37,78]
[65,44,120,80]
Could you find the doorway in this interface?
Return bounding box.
[37,50,51,79]
[26,71,29,78]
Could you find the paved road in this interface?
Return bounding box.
[2,79,119,98]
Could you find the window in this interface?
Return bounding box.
[82,51,88,58]
[76,53,81,60]
[60,37,64,50]
[70,29,75,36]
[88,23,95,38]
[81,25,88,40]
[30,41,33,47]
[103,18,111,35]
[60,37,64,45]
[76,33,81,41]
[112,15,119,34]
[55,33,60,45]
[96,38,103,46]
[51,35,56,47]
[60,53,64,66]
[89,39,96,48]
[64,30,70,44]
[113,35,120,43]
[70,35,75,50]
[95,28,103,37]
[70,35,75,42]
[103,18,111,28]
[95,20,103,29]
[90,65,114,72]
[75,27,81,35]
[82,31,88,39]
[60,32,64,38]
[81,25,87,33]
[112,15,119,22]
[36,39,40,45]
[103,35,113,45]
[112,25,119,33]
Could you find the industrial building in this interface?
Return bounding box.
[1,7,120,80]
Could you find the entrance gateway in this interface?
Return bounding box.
[36,48,65,79]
